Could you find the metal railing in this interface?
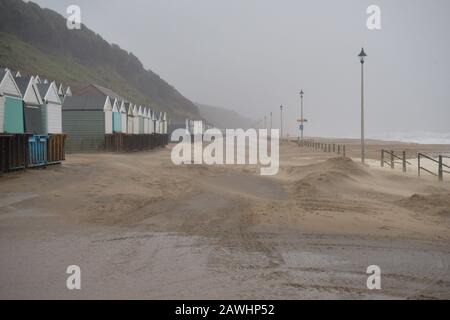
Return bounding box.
[379,150,449,182]
[380,150,412,173]
[418,153,450,182]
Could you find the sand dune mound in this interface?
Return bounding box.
[396,193,450,216]
[322,157,369,177]
[292,158,368,196]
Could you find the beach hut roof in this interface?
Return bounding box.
[63,95,112,111]
[124,102,134,115]
[117,100,126,113]
[79,84,126,102]
[112,99,119,113]
[65,86,72,97]
[36,82,61,105]
[0,68,22,98]
[16,76,43,105]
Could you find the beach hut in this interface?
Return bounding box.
[132,105,139,134]
[143,107,149,134]
[125,103,134,134]
[137,106,145,134]
[112,98,122,133]
[154,111,159,134]
[37,82,63,134]
[117,100,127,133]
[148,109,153,134]
[149,109,154,134]
[62,95,113,152]
[162,112,168,134]
[34,75,42,84]
[0,68,24,134]
[16,76,44,135]
[65,86,72,97]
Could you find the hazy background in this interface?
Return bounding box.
[29,0,450,140]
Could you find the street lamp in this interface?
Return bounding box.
[270,112,273,131]
[299,89,304,142]
[280,105,283,141]
[358,47,367,163]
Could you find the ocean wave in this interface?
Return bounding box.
[370,131,450,145]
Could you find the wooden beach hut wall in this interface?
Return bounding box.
[62,95,113,152]
[118,100,127,133]
[162,112,167,134]
[16,76,44,134]
[147,108,153,134]
[37,82,63,134]
[148,109,154,134]
[138,105,145,134]
[159,112,164,134]
[104,96,113,134]
[0,68,24,133]
[133,105,140,134]
[153,110,159,134]
[126,103,134,134]
[153,111,159,134]
[143,107,149,134]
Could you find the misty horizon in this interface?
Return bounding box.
[28,0,450,138]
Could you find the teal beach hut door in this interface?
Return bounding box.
[113,112,121,132]
[4,96,24,133]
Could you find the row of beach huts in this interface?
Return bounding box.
[0,67,170,173]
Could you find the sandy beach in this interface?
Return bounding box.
[0,139,449,299]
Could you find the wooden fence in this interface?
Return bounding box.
[1,134,68,173]
[105,133,168,153]
[299,139,346,157]
[47,134,67,164]
[0,134,29,173]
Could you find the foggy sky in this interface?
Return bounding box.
[29,0,450,137]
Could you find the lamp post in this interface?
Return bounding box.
[280,105,283,141]
[299,90,304,142]
[358,47,367,164]
[270,112,273,131]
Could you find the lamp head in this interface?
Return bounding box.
[358,47,367,64]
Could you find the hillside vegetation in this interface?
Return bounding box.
[0,0,199,119]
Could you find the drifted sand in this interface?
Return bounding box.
[0,140,449,299]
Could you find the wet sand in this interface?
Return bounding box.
[0,140,449,299]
